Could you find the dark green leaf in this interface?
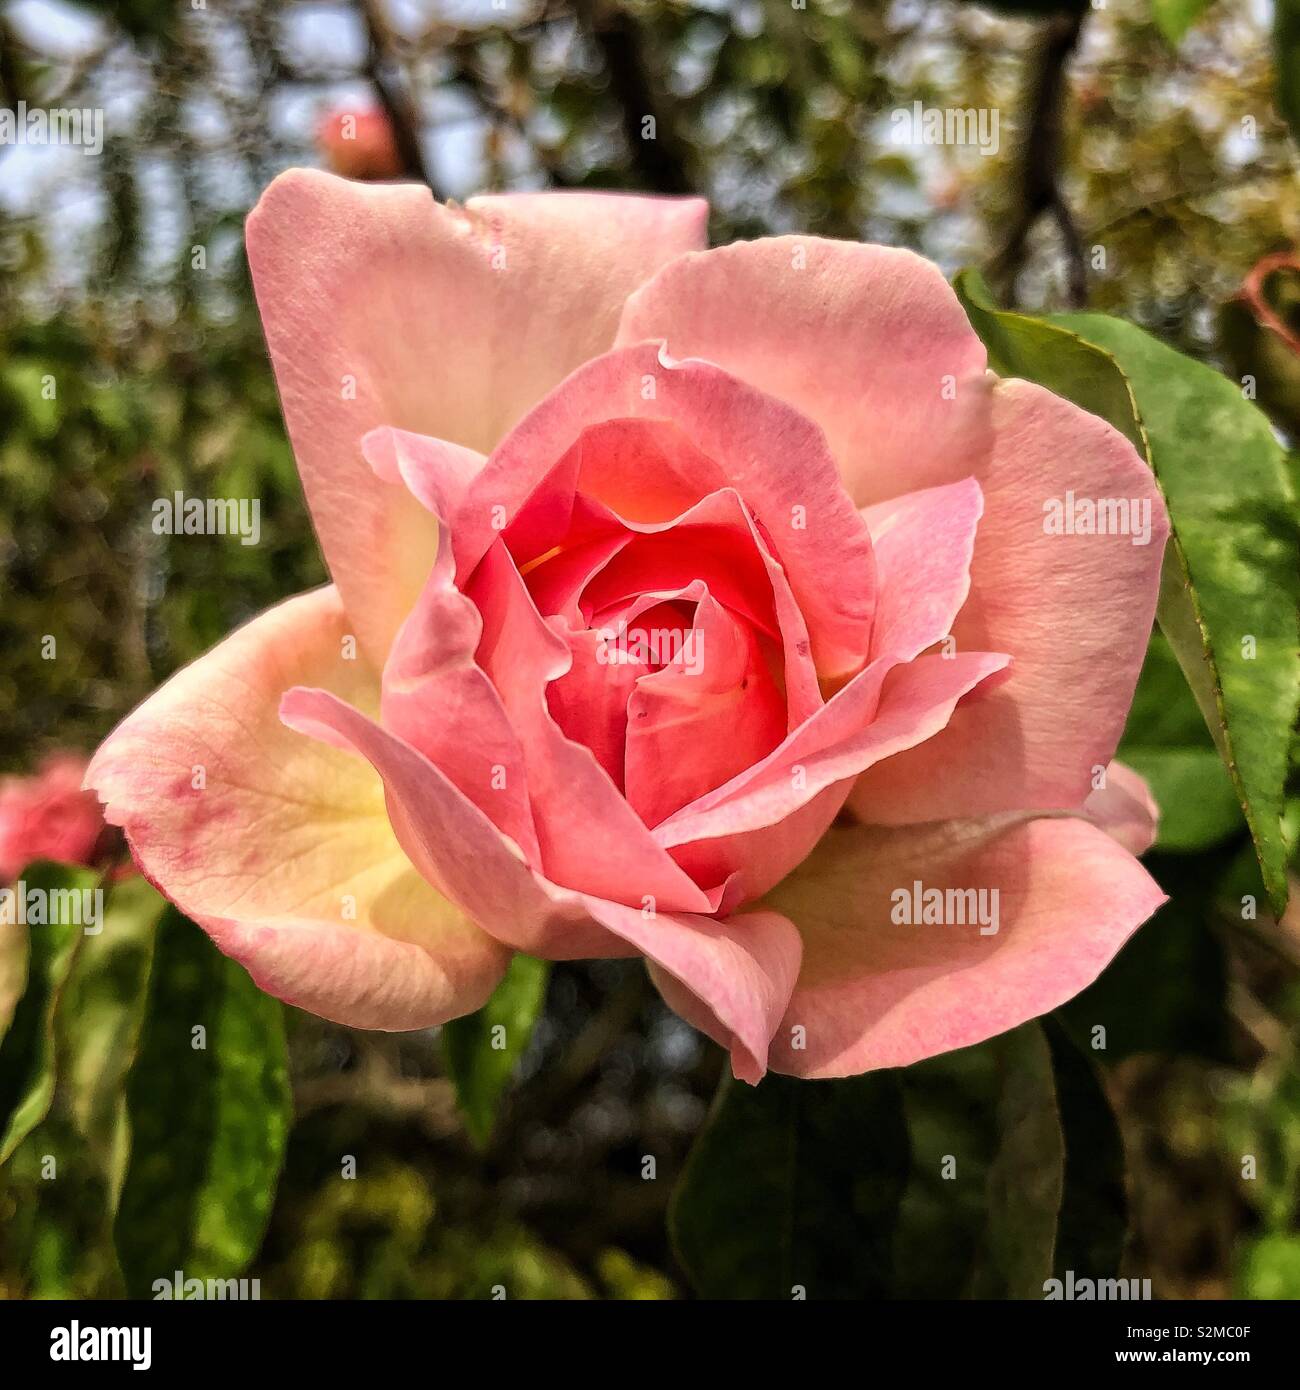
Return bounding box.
[953,269,1142,450]
[442,953,549,1149]
[1058,852,1232,1064]
[671,1024,1099,1300]
[56,875,165,1200]
[1276,0,1300,147]
[113,909,290,1298]
[1052,311,1300,914]
[893,1025,1062,1299]
[0,863,93,1163]
[670,1070,909,1299]
[1043,1019,1128,1280]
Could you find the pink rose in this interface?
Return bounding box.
[316,106,402,182]
[1,753,115,881]
[87,171,1169,1081]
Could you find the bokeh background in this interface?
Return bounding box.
[1,0,1299,1299]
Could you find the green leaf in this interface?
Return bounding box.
[1151,0,1212,47]
[670,1070,910,1299]
[1043,1019,1128,1279]
[113,909,290,1297]
[1122,631,1221,746]
[671,1024,1113,1299]
[1276,0,1300,147]
[953,270,1300,913]
[1058,854,1232,1064]
[0,863,93,1164]
[1120,636,1243,850]
[1123,748,1243,851]
[892,1025,1063,1298]
[1052,311,1300,914]
[953,268,1144,452]
[56,876,165,1201]
[442,954,549,1149]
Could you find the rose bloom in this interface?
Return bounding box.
[317,106,402,182]
[1,753,115,881]
[88,172,1168,1081]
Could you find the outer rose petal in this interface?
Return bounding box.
[850,377,1168,822]
[1082,759,1160,856]
[245,170,707,658]
[637,909,803,1085]
[616,236,994,505]
[85,586,510,1030]
[281,685,632,959]
[762,815,1166,1078]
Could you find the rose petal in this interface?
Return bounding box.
[246,170,706,657]
[1082,759,1160,856]
[468,540,723,911]
[575,487,822,728]
[280,684,630,960]
[656,651,1010,895]
[863,477,983,663]
[546,626,649,786]
[633,907,803,1084]
[85,586,510,1030]
[616,236,993,505]
[850,377,1168,822]
[363,425,486,520]
[279,682,801,1077]
[624,591,786,826]
[764,813,1166,1078]
[379,519,541,864]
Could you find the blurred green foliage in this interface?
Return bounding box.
[1,0,1299,1301]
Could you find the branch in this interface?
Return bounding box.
[987,10,1087,308]
[358,0,440,193]
[573,0,694,195]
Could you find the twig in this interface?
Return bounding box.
[572,0,694,195]
[358,0,439,193]
[987,10,1087,308]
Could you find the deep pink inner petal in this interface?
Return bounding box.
[624,592,786,827]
